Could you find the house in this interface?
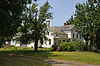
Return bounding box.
[42,21,85,48]
[10,21,85,48]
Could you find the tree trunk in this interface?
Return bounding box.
[34,40,38,51]
[0,41,5,48]
[92,33,97,50]
[96,33,100,49]
[0,42,2,48]
[0,38,5,48]
[90,34,97,51]
[86,41,88,45]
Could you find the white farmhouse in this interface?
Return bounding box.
[10,21,85,48]
[42,21,85,48]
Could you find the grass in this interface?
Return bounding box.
[0,47,51,66]
[0,56,51,66]
[49,51,100,65]
[0,47,100,65]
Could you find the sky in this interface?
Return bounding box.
[36,0,87,26]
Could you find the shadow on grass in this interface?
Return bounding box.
[0,48,60,66]
[0,49,59,57]
[0,48,60,63]
[0,55,52,66]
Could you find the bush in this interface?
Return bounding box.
[60,41,78,51]
[52,43,58,51]
[51,40,62,51]
[60,42,71,51]
[97,49,100,53]
[60,41,89,51]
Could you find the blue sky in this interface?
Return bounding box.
[36,0,87,26]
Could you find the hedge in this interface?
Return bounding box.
[52,41,90,51]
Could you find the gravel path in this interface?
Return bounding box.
[49,60,99,66]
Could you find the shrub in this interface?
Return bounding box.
[60,42,71,51]
[60,41,78,51]
[97,49,100,53]
[60,41,89,51]
[52,43,58,51]
[52,40,62,51]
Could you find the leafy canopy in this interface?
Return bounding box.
[19,1,53,51]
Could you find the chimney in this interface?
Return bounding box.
[46,20,50,28]
[64,23,66,26]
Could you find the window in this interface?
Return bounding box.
[80,35,81,39]
[73,33,74,38]
[77,34,78,39]
[49,39,51,45]
[13,40,14,42]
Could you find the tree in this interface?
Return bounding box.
[66,0,100,50]
[66,15,74,25]
[0,0,39,47]
[19,1,53,51]
[0,0,34,47]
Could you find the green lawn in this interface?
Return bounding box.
[0,56,51,66]
[49,51,100,65]
[0,47,51,66]
[0,47,100,65]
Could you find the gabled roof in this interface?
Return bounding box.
[52,25,74,31]
[48,27,66,35]
[48,25,74,35]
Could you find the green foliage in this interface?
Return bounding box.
[66,0,100,50]
[51,40,62,51]
[97,49,100,53]
[52,44,58,51]
[52,40,89,51]
[0,0,34,47]
[19,1,53,51]
[0,0,31,37]
[66,15,74,25]
[60,41,89,51]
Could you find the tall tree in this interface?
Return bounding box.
[19,1,53,51]
[0,0,31,47]
[66,0,100,50]
[0,0,38,47]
